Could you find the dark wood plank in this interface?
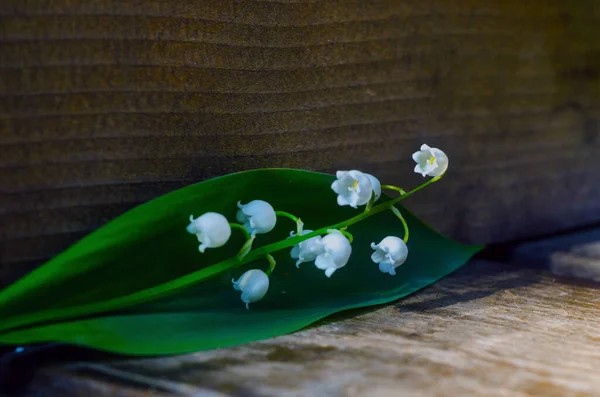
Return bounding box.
[1,1,600,283]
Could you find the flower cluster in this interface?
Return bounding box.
[328,170,409,275]
[186,144,448,309]
[185,199,277,309]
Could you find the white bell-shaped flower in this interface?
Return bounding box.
[331,170,373,208]
[364,173,382,202]
[314,230,352,278]
[290,229,324,267]
[370,236,408,276]
[236,200,277,235]
[412,144,449,177]
[232,269,270,309]
[186,212,231,253]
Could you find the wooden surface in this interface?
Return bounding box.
[1,1,600,284]
[11,227,600,397]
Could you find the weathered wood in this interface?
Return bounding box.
[1,2,599,280]
[513,227,600,282]
[16,254,600,397]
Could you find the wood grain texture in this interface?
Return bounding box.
[16,255,600,397]
[513,227,600,282]
[1,0,600,283]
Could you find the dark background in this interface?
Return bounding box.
[1,0,599,285]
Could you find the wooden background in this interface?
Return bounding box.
[1,0,600,283]
[1,2,600,396]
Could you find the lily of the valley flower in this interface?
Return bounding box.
[232,269,270,309]
[331,170,373,208]
[365,173,382,202]
[186,212,231,253]
[236,200,277,235]
[315,230,352,277]
[370,236,408,276]
[412,144,449,177]
[290,229,324,267]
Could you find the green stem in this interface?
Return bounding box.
[229,223,251,241]
[0,175,443,334]
[335,229,354,243]
[390,206,409,243]
[236,235,255,260]
[275,211,303,234]
[364,194,375,212]
[381,184,406,195]
[275,210,299,223]
[229,223,254,260]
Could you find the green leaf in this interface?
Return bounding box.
[0,169,481,355]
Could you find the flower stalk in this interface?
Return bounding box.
[230,223,251,241]
[275,211,303,234]
[336,229,354,243]
[381,185,406,196]
[389,206,409,243]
